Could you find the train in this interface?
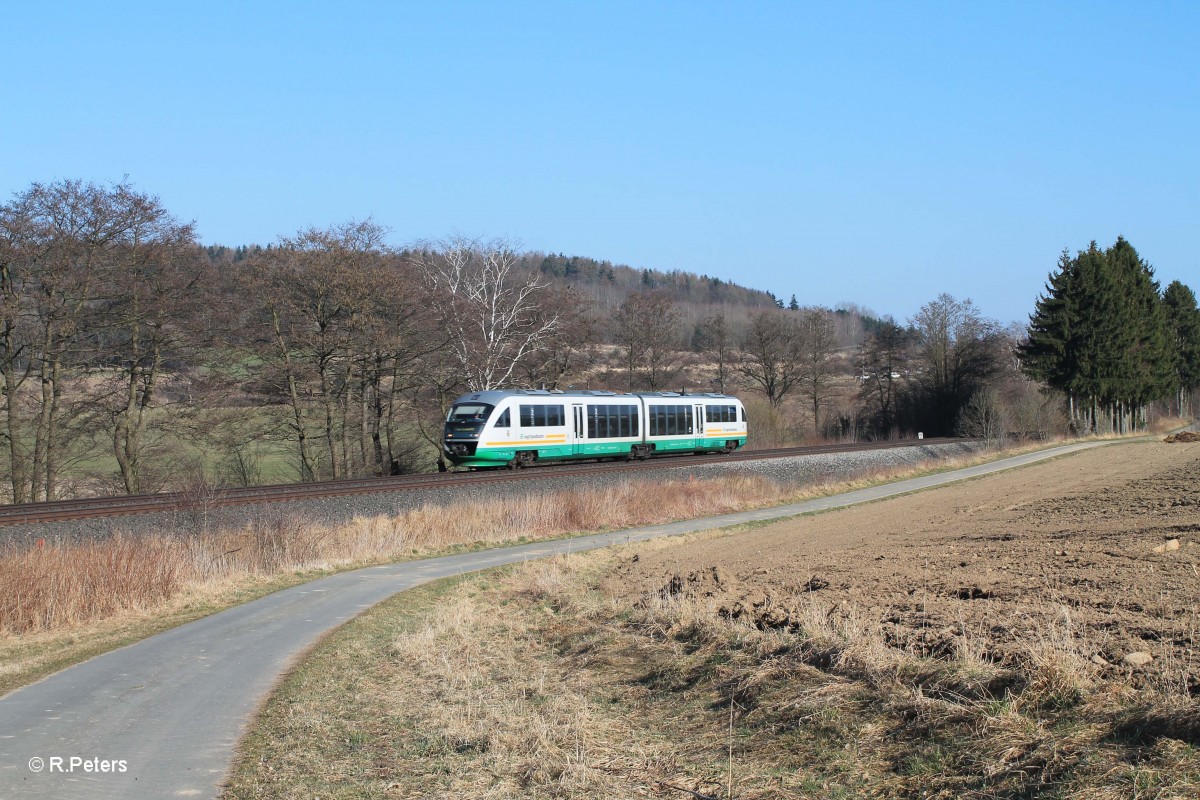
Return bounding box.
[443,389,748,468]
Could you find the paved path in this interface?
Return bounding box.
[0,440,1111,799]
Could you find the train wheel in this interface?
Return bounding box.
[509,450,536,469]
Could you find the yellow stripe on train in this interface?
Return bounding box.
[483,436,568,446]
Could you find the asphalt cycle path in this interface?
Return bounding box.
[0,440,1112,799]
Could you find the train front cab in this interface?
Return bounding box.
[445,396,573,468]
[442,399,494,465]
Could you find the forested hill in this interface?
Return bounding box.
[206,244,786,313]
[523,252,783,310]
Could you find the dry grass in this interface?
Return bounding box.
[0,472,817,692]
[0,476,767,638]
[0,434,1130,693]
[227,546,1200,799]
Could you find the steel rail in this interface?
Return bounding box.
[0,438,965,526]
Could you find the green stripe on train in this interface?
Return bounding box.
[450,437,747,468]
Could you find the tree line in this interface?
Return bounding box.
[1019,237,1200,433]
[2,179,1195,500]
[0,179,868,497]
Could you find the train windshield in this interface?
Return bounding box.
[447,403,494,423]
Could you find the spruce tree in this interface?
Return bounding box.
[1163,280,1200,417]
[1070,244,1112,430]
[1020,250,1078,395]
[1104,237,1172,428]
[1021,238,1175,433]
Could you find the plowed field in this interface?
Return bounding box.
[605,440,1200,692]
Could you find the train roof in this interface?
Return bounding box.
[450,389,743,405]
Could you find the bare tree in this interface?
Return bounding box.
[612,289,682,390]
[737,310,803,407]
[857,319,908,435]
[957,387,1009,445]
[695,313,734,393]
[517,286,598,390]
[0,197,32,500]
[352,254,441,476]
[910,293,1002,434]
[412,236,559,391]
[798,308,838,434]
[0,180,151,500]
[242,221,393,481]
[95,193,204,494]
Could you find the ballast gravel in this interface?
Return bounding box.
[1,441,983,548]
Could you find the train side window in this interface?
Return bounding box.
[739,406,746,422]
[585,404,636,438]
[652,407,691,438]
[705,406,723,423]
[587,405,605,438]
[496,408,510,427]
[650,404,693,436]
[519,404,564,427]
[706,405,734,423]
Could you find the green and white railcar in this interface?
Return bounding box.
[443,390,747,468]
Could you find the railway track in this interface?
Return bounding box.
[0,438,964,526]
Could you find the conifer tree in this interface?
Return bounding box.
[1020,238,1175,433]
[1163,280,1200,417]
[1019,250,1079,405]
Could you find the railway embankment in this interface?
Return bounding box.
[0,441,983,548]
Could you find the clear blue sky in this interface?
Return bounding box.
[3,1,1197,325]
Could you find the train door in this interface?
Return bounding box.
[572,404,585,455]
[694,402,705,448]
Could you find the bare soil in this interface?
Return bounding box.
[605,440,1200,693]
